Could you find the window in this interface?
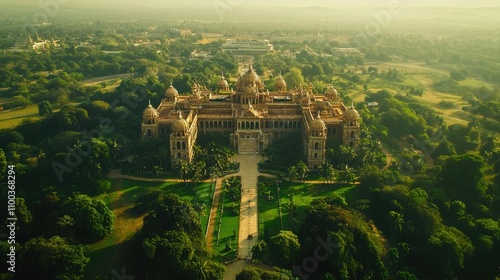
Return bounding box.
[314,142,319,150]
[177,142,181,149]
[182,142,186,150]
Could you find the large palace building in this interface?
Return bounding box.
[141,65,360,170]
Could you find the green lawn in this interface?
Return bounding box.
[259,177,357,238]
[86,178,213,278]
[0,105,41,129]
[213,177,240,262]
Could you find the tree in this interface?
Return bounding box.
[418,226,473,279]
[338,165,355,183]
[298,199,387,279]
[38,100,53,116]
[142,193,202,239]
[284,68,305,89]
[295,161,309,182]
[267,231,301,268]
[323,164,336,183]
[0,149,6,180]
[56,194,114,242]
[439,154,486,203]
[18,236,89,280]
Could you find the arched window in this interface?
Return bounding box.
[256,122,260,129]
[147,120,152,125]
[147,129,152,136]
[351,131,355,138]
[251,122,255,130]
[177,142,181,149]
[314,153,318,158]
[314,142,319,150]
[177,152,182,158]
[182,142,186,150]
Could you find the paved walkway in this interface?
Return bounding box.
[206,178,222,250]
[233,154,261,260]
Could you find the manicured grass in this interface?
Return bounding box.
[258,177,357,238]
[213,177,240,262]
[86,178,213,278]
[0,105,41,129]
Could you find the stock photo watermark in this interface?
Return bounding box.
[292,235,340,280]
[22,0,71,33]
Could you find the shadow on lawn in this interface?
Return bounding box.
[86,236,144,279]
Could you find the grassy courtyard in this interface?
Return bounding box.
[85,178,213,278]
[258,177,357,238]
[212,177,240,262]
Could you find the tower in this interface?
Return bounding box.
[342,104,361,148]
[141,100,159,139]
[307,114,327,170]
[170,111,194,167]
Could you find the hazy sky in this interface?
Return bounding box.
[4,0,500,8]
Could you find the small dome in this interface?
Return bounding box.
[310,116,326,131]
[275,76,287,89]
[172,112,189,132]
[165,85,179,98]
[325,86,338,96]
[344,105,360,120]
[143,103,159,119]
[218,77,229,88]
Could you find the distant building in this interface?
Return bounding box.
[170,28,194,37]
[221,39,274,55]
[141,65,361,171]
[333,48,363,57]
[189,50,213,61]
[10,34,59,52]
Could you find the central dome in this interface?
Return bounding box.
[241,65,259,85]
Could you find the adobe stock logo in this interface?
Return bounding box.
[213,0,243,20]
[292,236,340,280]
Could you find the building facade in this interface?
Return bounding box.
[221,39,274,55]
[141,66,360,170]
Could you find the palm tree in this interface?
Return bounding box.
[178,160,190,187]
[387,211,404,243]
